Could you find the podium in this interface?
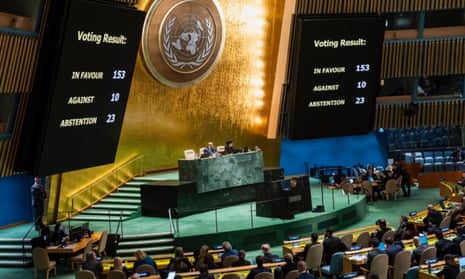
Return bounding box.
[256,175,311,219]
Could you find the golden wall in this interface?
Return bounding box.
[48,0,285,218]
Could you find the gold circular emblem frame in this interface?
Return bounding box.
[142,0,226,88]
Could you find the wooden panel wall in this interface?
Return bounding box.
[0,31,38,177]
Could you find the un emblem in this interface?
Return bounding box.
[142,0,225,88]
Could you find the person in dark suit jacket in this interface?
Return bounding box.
[436,254,460,279]
[232,250,251,267]
[385,237,403,266]
[245,256,271,279]
[323,228,346,264]
[411,236,428,266]
[82,251,103,278]
[296,261,315,279]
[297,233,320,261]
[423,204,443,229]
[261,243,279,263]
[373,218,391,242]
[366,237,387,269]
[276,253,298,277]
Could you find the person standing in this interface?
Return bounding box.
[31,177,46,231]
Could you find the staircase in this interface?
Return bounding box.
[115,232,176,257]
[0,237,32,267]
[71,179,143,222]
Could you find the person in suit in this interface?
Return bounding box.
[168,246,192,272]
[232,249,251,267]
[197,264,215,279]
[423,204,443,230]
[31,177,47,231]
[323,228,346,264]
[394,216,414,241]
[203,142,217,157]
[385,237,403,266]
[436,254,460,279]
[261,243,279,263]
[296,261,314,279]
[411,236,428,266]
[221,241,239,262]
[112,256,130,277]
[82,251,103,278]
[275,253,297,277]
[245,256,271,279]
[366,237,387,269]
[373,218,391,242]
[297,233,320,261]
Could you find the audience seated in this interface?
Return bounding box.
[394,215,415,241]
[112,256,129,277]
[366,237,387,270]
[134,249,158,274]
[232,249,251,267]
[261,243,279,263]
[372,219,391,242]
[195,245,217,270]
[434,229,457,260]
[423,204,443,231]
[168,247,193,272]
[245,256,271,279]
[196,264,215,279]
[411,236,428,266]
[323,228,346,264]
[221,241,239,262]
[385,237,403,266]
[82,251,103,279]
[296,233,319,261]
[435,254,460,279]
[296,261,314,279]
[275,253,297,277]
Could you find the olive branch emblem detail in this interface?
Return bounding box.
[163,17,214,69]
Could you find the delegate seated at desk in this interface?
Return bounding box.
[203,142,217,157]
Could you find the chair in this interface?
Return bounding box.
[75,270,96,279]
[340,234,353,250]
[284,270,299,279]
[381,230,396,243]
[254,272,274,279]
[439,215,451,229]
[382,179,398,200]
[222,255,239,267]
[356,231,370,248]
[92,230,108,257]
[320,251,344,279]
[70,238,94,269]
[32,247,57,279]
[305,243,323,277]
[107,270,127,279]
[419,246,437,265]
[135,264,157,275]
[222,273,241,279]
[362,180,373,202]
[361,254,388,279]
[389,250,411,279]
[184,149,196,159]
[458,271,465,279]
[404,266,419,279]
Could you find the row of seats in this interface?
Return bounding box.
[386,126,462,150]
[403,150,465,172]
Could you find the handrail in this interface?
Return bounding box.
[21,217,39,264]
[66,154,145,218]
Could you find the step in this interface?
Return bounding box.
[0,252,31,258]
[0,244,31,250]
[109,192,141,198]
[92,204,139,210]
[117,238,175,248]
[100,198,141,204]
[117,187,141,193]
[83,209,134,216]
[71,215,129,222]
[121,232,174,240]
[0,238,31,244]
[0,259,31,267]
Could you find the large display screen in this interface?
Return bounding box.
[16,0,145,176]
[286,15,384,140]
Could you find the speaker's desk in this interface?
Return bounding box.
[178,150,264,193]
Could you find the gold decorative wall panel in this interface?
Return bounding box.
[0,31,38,177]
[48,0,285,219]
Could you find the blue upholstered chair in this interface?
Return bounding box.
[404,266,419,279]
[321,252,344,279]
